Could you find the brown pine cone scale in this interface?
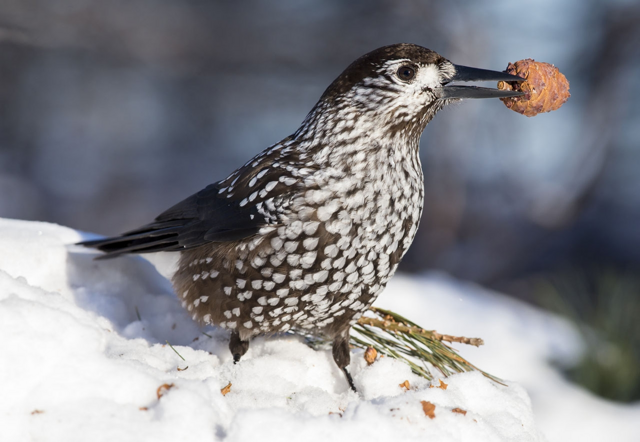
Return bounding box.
[498,59,570,117]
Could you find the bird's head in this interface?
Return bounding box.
[300,43,523,143]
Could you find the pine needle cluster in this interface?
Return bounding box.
[350,306,502,384]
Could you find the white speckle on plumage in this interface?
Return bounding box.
[317,200,340,221]
[271,237,283,251]
[313,270,329,283]
[290,280,308,290]
[303,221,320,235]
[269,254,283,267]
[257,296,267,306]
[324,245,339,258]
[285,221,303,239]
[224,310,232,319]
[224,286,232,296]
[362,262,375,275]
[263,281,276,291]
[300,251,317,268]
[303,237,319,250]
[251,280,263,290]
[272,273,285,283]
[346,271,359,283]
[236,279,246,289]
[332,257,346,269]
[265,181,277,192]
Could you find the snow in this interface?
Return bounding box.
[0,218,638,441]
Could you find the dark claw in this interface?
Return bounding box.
[229,331,249,364]
[343,367,357,392]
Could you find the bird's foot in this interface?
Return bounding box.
[343,367,357,392]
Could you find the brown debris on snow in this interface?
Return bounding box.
[421,401,436,419]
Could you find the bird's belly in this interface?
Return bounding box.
[173,180,423,340]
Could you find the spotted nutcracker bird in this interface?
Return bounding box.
[79,43,523,391]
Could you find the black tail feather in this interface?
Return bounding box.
[78,221,191,259]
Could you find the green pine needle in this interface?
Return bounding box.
[166,340,186,361]
[351,307,503,385]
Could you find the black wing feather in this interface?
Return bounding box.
[78,182,270,258]
[78,148,306,259]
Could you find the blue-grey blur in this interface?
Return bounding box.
[1,0,639,401]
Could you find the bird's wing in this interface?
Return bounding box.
[79,148,313,258]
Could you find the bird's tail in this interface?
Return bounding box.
[77,220,189,259]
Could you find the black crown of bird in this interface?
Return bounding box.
[79,43,523,391]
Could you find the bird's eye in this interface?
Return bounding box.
[397,65,416,82]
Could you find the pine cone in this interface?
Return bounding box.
[498,59,570,117]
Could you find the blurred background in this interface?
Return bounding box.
[1,0,638,404]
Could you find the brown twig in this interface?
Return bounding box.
[356,316,484,347]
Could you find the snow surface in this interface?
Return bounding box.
[0,218,638,441]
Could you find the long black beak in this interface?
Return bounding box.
[436,64,525,100]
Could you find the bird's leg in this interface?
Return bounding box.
[333,330,357,392]
[229,331,250,364]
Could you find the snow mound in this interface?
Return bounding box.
[0,218,631,441]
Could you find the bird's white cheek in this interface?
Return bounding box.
[417,64,442,90]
